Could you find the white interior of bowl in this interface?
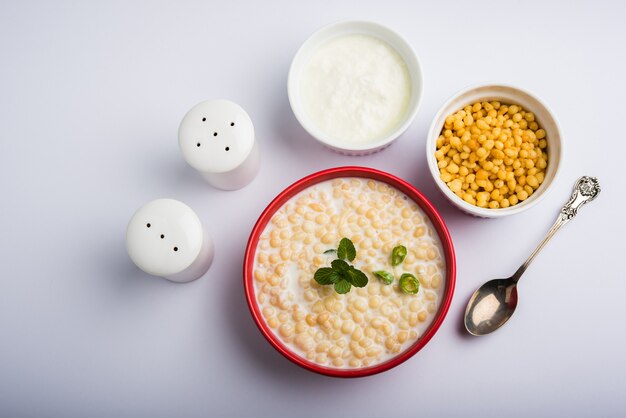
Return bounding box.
[426,84,562,218]
[288,21,423,155]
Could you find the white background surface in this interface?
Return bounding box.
[1,1,625,417]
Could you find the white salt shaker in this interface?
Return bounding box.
[178,100,260,190]
[126,199,214,282]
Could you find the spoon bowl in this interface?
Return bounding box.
[464,278,518,336]
[463,176,600,336]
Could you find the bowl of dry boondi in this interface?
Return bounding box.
[426,83,562,218]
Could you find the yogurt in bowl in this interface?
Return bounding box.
[288,21,423,155]
[244,167,455,377]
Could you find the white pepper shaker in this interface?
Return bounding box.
[178,99,260,190]
[126,199,214,282]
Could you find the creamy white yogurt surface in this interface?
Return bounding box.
[300,35,411,144]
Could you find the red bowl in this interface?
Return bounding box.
[243,166,456,377]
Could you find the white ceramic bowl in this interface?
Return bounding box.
[288,21,423,156]
[426,83,562,218]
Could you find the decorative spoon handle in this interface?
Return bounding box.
[559,176,601,221]
[512,176,601,281]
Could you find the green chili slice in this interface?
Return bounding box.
[373,270,394,285]
[399,273,420,295]
[391,245,407,266]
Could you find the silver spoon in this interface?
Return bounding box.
[464,176,601,336]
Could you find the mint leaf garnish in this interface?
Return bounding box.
[373,270,394,285]
[334,279,352,294]
[337,237,356,262]
[313,237,367,294]
[331,259,349,272]
[347,267,368,287]
[314,268,340,285]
